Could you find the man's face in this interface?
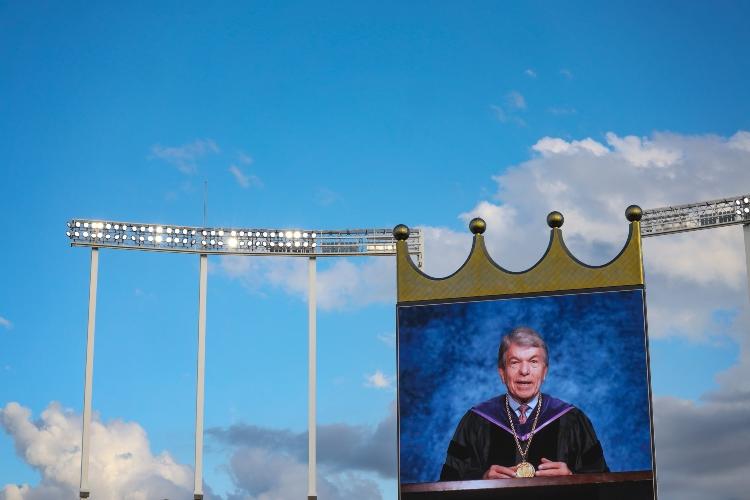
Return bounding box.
[498,343,548,403]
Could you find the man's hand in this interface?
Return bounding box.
[482,464,518,479]
[535,457,572,476]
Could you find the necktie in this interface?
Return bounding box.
[518,404,529,424]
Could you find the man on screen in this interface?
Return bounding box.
[440,327,609,480]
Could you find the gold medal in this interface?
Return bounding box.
[515,461,535,478]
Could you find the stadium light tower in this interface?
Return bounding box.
[66,219,423,500]
[640,193,750,294]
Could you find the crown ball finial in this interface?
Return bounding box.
[469,218,486,235]
[625,205,643,222]
[393,224,410,241]
[547,211,564,228]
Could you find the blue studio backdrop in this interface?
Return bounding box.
[397,289,653,483]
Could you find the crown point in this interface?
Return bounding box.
[625,205,643,222]
[393,224,410,241]
[547,211,564,228]
[469,218,486,235]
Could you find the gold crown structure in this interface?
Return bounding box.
[394,205,645,304]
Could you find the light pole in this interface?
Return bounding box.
[66,220,423,500]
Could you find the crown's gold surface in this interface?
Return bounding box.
[395,207,644,303]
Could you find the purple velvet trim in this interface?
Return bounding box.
[470,394,574,442]
[470,407,513,435]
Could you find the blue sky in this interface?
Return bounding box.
[2,2,750,499]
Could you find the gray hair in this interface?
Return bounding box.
[497,327,549,369]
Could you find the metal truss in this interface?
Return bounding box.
[66,218,424,267]
[641,194,750,237]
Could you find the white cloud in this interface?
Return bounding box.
[376,332,396,348]
[605,132,682,168]
[149,138,220,175]
[315,187,340,206]
[524,68,537,78]
[490,91,528,127]
[216,130,750,341]
[0,402,197,500]
[490,105,526,127]
[228,164,262,189]
[506,90,526,110]
[218,256,395,311]
[560,68,573,79]
[364,370,393,390]
[0,316,11,330]
[532,136,609,157]
[547,106,577,116]
[237,151,253,165]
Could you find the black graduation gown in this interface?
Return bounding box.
[440,393,609,481]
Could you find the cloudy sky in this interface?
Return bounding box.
[2,2,750,499]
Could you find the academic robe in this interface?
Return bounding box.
[440,393,609,481]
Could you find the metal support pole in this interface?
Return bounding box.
[79,247,99,499]
[194,254,208,500]
[308,257,317,500]
[743,225,750,303]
